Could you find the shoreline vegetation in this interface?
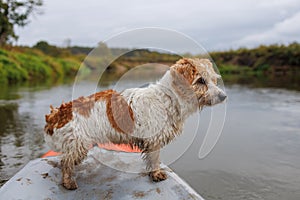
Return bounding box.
[0,41,299,89]
[0,45,81,84]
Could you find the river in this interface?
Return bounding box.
[0,76,300,200]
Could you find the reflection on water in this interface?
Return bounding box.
[222,72,300,91]
[0,76,300,200]
[0,83,74,186]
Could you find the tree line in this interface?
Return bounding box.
[33,40,300,69]
[211,43,300,71]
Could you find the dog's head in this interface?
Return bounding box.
[170,58,226,109]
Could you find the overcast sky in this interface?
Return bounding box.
[15,0,300,51]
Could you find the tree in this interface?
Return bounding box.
[96,42,111,56]
[0,0,43,46]
[33,40,70,57]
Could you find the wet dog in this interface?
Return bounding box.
[44,58,227,190]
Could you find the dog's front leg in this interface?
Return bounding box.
[144,146,167,182]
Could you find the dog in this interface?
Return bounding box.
[44,58,227,190]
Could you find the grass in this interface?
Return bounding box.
[0,47,81,84]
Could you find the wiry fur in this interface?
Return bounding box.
[44,58,227,190]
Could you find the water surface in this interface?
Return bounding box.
[0,80,300,200]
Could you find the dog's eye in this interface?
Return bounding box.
[197,77,206,84]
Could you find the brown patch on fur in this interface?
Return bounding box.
[170,67,198,106]
[45,103,73,135]
[172,58,197,84]
[45,89,134,135]
[72,96,95,117]
[106,93,135,134]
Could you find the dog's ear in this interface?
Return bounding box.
[172,58,197,84]
[170,67,190,89]
[170,67,198,104]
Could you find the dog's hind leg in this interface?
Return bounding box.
[143,146,167,182]
[61,139,88,190]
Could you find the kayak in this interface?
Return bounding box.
[0,147,204,200]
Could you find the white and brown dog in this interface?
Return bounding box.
[44,58,226,190]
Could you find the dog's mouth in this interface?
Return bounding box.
[208,94,227,106]
[197,92,227,108]
[198,103,203,110]
[197,96,206,109]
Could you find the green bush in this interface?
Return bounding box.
[0,46,81,84]
[56,58,79,76]
[13,53,52,79]
[0,54,28,83]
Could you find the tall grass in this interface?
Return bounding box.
[0,47,81,84]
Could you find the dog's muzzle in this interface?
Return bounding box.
[218,91,227,102]
[208,85,227,105]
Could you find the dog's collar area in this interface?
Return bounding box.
[157,83,177,98]
[156,83,182,117]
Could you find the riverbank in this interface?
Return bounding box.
[1,42,300,85]
[0,46,81,84]
[211,42,300,75]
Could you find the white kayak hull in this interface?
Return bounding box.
[0,148,204,200]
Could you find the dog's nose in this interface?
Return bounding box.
[218,93,227,102]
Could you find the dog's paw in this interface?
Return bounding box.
[62,179,78,190]
[149,169,167,182]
